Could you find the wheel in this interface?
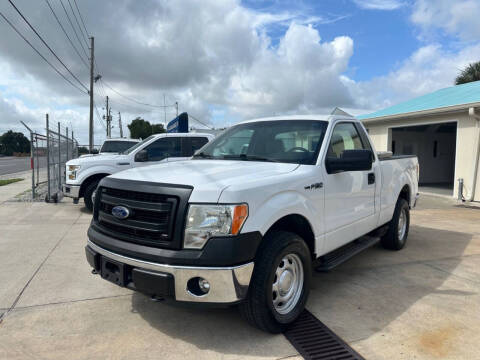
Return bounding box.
[84,180,100,212]
[381,198,410,250]
[239,231,312,333]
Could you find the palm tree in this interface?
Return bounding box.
[455,61,480,85]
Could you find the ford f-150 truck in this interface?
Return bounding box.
[79,138,141,158]
[64,133,214,211]
[85,113,419,333]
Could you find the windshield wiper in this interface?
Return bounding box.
[228,154,279,162]
[193,152,214,159]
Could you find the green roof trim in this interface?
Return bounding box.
[358,80,480,120]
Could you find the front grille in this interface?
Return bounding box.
[95,186,178,248]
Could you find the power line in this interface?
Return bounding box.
[94,100,106,130]
[100,79,177,108]
[0,10,88,95]
[59,0,89,60]
[44,0,89,70]
[7,0,89,93]
[67,0,89,49]
[189,114,214,129]
[73,0,90,38]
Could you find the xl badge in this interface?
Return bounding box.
[112,205,130,219]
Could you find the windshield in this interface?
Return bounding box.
[193,120,328,164]
[100,140,139,153]
[122,135,155,154]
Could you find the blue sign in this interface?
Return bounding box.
[167,112,189,133]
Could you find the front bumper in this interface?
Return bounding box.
[86,240,254,304]
[63,184,80,198]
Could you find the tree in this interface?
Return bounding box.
[0,130,30,156]
[77,146,89,155]
[455,61,480,85]
[127,118,167,139]
[128,117,152,139]
[151,123,166,134]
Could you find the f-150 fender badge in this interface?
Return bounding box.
[304,182,323,190]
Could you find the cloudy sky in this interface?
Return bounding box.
[0,0,479,145]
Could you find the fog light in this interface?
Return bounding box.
[198,278,210,293]
[187,276,210,296]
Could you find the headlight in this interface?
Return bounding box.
[67,165,80,180]
[184,204,248,249]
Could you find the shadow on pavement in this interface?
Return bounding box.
[307,224,473,342]
[131,293,294,358]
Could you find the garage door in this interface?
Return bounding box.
[391,122,457,195]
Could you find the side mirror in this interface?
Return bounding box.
[134,149,148,162]
[326,149,373,174]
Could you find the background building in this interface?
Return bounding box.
[359,81,480,202]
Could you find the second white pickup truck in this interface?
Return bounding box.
[85,113,419,333]
[64,132,214,211]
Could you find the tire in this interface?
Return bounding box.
[239,231,312,333]
[84,180,100,212]
[381,198,410,250]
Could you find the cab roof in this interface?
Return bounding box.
[239,113,357,125]
[150,132,215,138]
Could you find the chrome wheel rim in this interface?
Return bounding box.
[398,208,407,240]
[272,253,304,315]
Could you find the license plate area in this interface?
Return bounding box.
[101,257,126,286]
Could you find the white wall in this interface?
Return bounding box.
[363,111,480,201]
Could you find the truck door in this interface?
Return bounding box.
[139,137,182,165]
[322,121,377,252]
[174,136,210,163]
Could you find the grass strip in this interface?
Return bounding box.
[0,178,23,186]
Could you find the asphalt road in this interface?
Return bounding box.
[0,156,47,175]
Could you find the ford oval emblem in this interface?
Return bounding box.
[112,205,130,220]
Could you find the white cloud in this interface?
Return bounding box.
[411,0,480,41]
[0,0,355,143]
[349,42,480,111]
[353,0,405,10]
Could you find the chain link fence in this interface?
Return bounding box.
[21,115,78,202]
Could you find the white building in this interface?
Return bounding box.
[359,81,480,202]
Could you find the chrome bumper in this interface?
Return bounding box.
[87,240,254,303]
[63,184,80,198]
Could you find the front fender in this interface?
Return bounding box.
[75,165,117,184]
[241,190,322,252]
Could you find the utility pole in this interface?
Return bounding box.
[163,94,167,127]
[105,96,110,138]
[118,112,123,138]
[88,37,94,152]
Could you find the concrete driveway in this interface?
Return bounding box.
[0,195,479,359]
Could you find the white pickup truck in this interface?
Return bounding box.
[85,113,419,333]
[64,133,214,211]
[79,138,140,158]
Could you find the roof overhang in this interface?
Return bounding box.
[361,102,480,123]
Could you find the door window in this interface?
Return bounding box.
[189,137,209,155]
[144,137,181,161]
[327,122,365,159]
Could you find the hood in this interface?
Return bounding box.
[110,160,299,202]
[68,153,127,166]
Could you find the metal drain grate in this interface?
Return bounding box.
[284,310,365,360]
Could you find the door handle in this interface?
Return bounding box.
[368,172,375,185]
